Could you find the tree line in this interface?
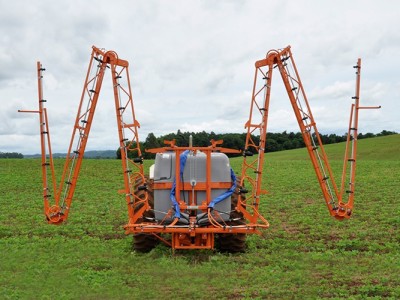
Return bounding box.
[0,152,24,159]
[116,130,397,159]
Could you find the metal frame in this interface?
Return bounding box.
[240,46,379,220]
[20,45,379,250]
[20,46,145,224]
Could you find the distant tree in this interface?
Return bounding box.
[265,138,281,152]
[327,133,342,144]
[291,138,301,149]
[194,131,210,147]
[219,133,245,156]
[116,129,395,159]
[277,131,289,148]
[377,130,397,136]
[320,134,330,145]
[175,129,187,146]
[209,131,217,141]
[359,132,375,139]
[143,133,160,159]
[0,152,24,158]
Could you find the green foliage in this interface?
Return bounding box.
[0,135,399,299]
[118,130,397,160]
[0,152,23,159]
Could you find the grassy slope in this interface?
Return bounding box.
[0,135,399,299]
[265,134,400,161]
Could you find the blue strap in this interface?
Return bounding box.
[208,168,237,209]
[170,150,190,219]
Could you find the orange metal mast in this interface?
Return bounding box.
[240,46,379,220]
[19,63,57,218]
[240,54,273,223]
[21,46,145,225]
[339,59,381,213]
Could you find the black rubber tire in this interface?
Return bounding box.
[133,233,159,252]
[133,176,159,253]
[215,177,247,253]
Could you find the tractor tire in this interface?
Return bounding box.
[133,176,159,253]
[133,233,159,253]
[215,177,247,253]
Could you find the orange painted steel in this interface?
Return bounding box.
[338,59,381,216]
[124,142,267,250]
[18,63,58,220]
[240,46,379,221]
[22,46,145,225]
[23,45,379,250]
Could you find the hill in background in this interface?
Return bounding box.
[21,134,398,160]
[266,134,399,161]
[24,150,116,159]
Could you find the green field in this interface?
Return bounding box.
[0,135,399,299]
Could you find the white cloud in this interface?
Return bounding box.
[0,0,398,154]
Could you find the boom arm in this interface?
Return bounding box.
[239,46,380,220]
[20,46,147,224]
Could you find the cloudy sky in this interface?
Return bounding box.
[1,0,398,154]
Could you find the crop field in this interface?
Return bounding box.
[0,135,399,299]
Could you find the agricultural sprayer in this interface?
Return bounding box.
[19,45,379,252]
